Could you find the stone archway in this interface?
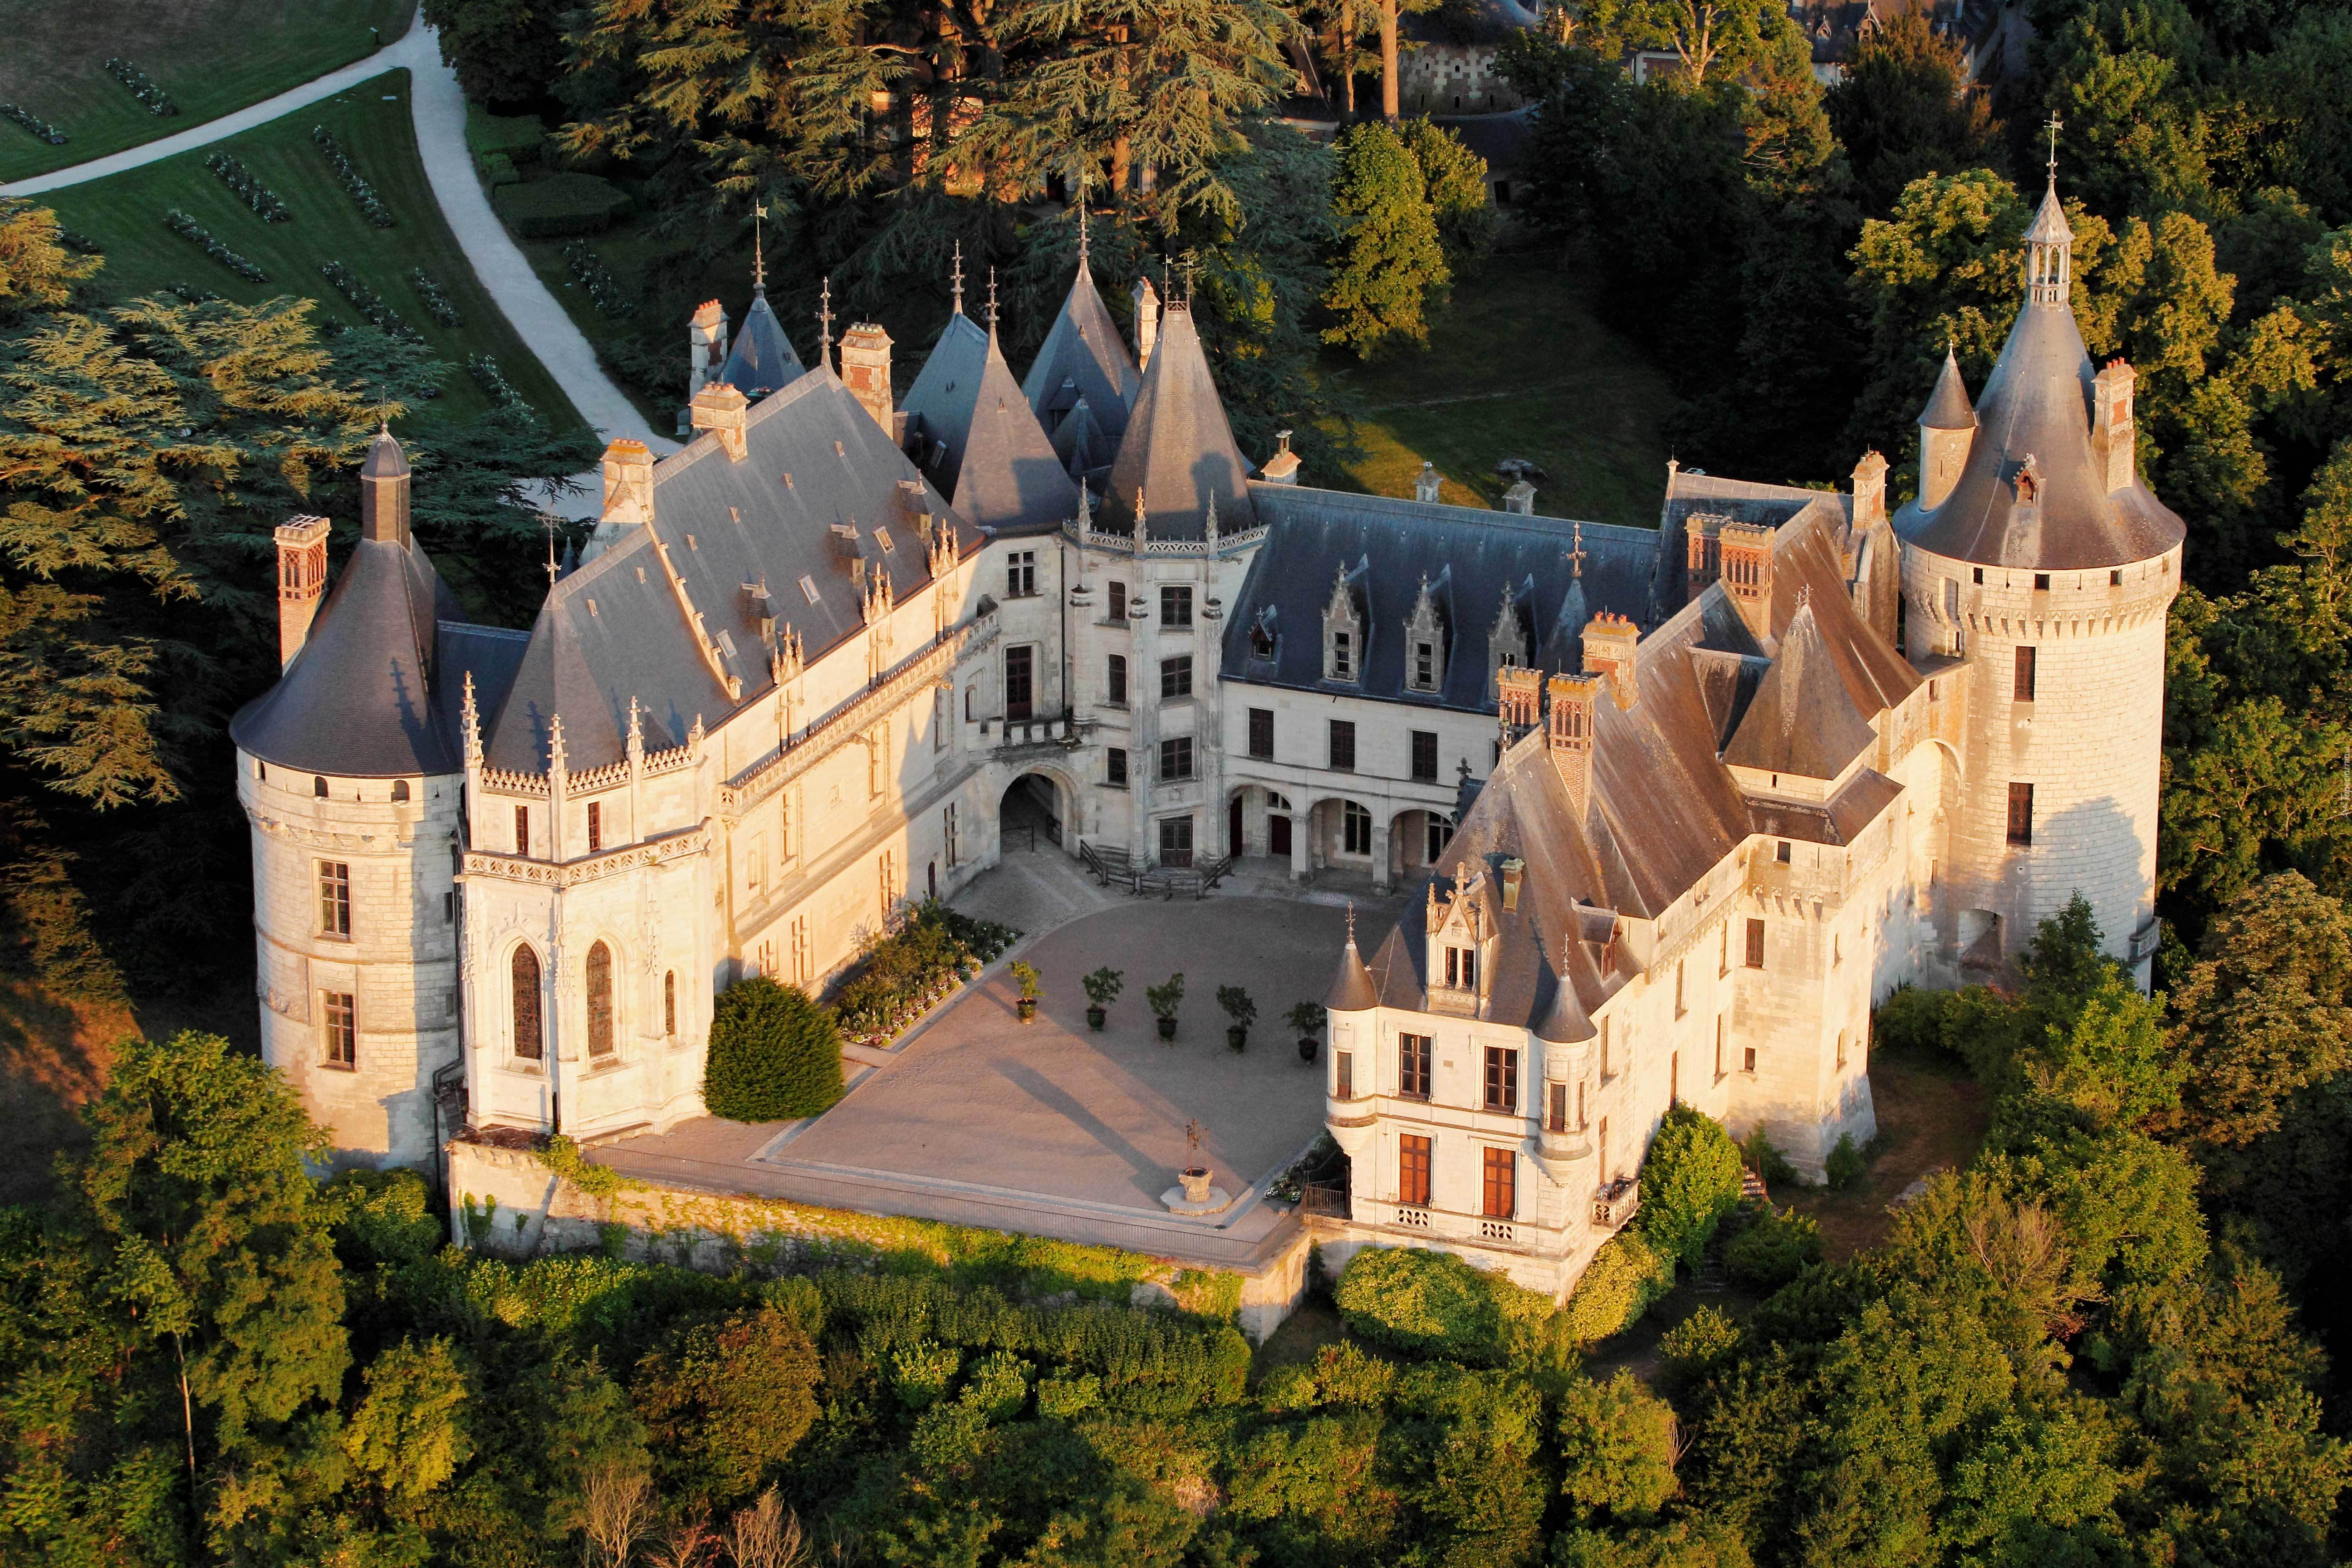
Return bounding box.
[997,766,1081,856]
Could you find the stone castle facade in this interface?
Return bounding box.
[234,176,2177,1300]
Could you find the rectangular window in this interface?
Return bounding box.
[1107,747,1129,787]
[1006,549,1037,598]
[586,800,602,854]
[1715,1017,1724,1079]
[1329,720,1356,773]
[1483,1045,1518,1113]
[1837,1029,1849,1069]
[2008,781,2034,846]
[1776,841,1792,863]
[1482,1147,1515,1219]
[1670,1050,1680,1103]
[1720,921,1730,976]
[1426,813,1453,862]
[1675,960,1686,1018]
[1446,945,1479,990]
[1336,1050,1354,1100]
[1344,800,1373,855]
[1400,1133,1432,1207]
[1599,1017,1611,1078]
[1107,653,1128,706]
[2033,572,2050,592]
[1108,581,1127,621]
[1745,917,1765,969]
[1249,707,1274,760]
[1744,1045,1757,1072]
[318,862,350,937]
[1158,815,1194,866]
[1005,645,1034,721]
[1547,1080,1568,1134]
[1414,641,1435,689]
[1159,736,1195,779]
[1399,1033,1432,1098]
[322,990,357,1067]
[1160,655,1193,701]
[1599,1116,1611,1181]
[1411,729,1438,782]
[2014,645,2037,701]
[1161,584,1192,626]
[1331,629,1353,680]
[514,805,529,859]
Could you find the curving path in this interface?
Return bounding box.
[2,12,672,456]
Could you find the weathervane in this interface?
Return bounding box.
[815,275,833,373]
[539,507,560,588]
[1076,175,1090,266]
[752,200,768,292]
[2044,112,2063,180]
[1345,899,1357,946]
[951,239,965,317]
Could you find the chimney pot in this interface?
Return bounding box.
[274,515,331,669]
[690,382,750,462]
[838,322,895,435]
[1716,522,1775,644]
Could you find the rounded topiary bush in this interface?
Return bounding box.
[701,975,845,1122]
[1637,1103,1746,1269]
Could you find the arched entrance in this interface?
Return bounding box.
[1226,786,1295,861]
[1390,808,1455,879]
[999,770,1073,853]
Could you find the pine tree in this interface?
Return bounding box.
[1321,121,1449,358]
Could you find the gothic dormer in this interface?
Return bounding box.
[1323,559,1366,683]
[1424,868,1491,1017]
[1403,569,1450,694]
[1248,605,1279,662]
[1486,578,1532,702]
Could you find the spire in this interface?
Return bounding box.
[1077,190,1089,268]
[986,266,999,332]
[1326,902,1379,1011]
[359,425,411,544]
[2024,114,2073,305]
[951,239,965,318]
[751,200,768,294]
[816,275,833,375]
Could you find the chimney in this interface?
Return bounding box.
[1260,429,1301,486]
[1683,511,1726,605]
[1850,449,1887,529]
[1718,521,1774,644]
[1131,274,1160,370]
[2092,359,2136,494]
[1546,672,1601,820]
[275,514,330,670]
[1582,612,1638,709]
[601,438,655,528]
[690,382,750,462]
[838,322,894,436]
[687,299,728,400]
[1503,479,1536,515]
[1497,663,1543,744]
[1415,462,1442,503]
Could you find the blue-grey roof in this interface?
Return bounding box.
[1920,347,1975,430]
[481,369,974,773]
[1225,485,1659,711]
[719,292,806,400]
[1654,470,1849,617]
[901,311,1076,536]
[1023,261,1137,451]
[1100,302,1257,539]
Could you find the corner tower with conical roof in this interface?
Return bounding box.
[1893,152,2184,985]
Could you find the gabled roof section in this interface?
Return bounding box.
[1023,260,1138,448]
[1099,301,1256,539]
[1052,396,1115,485]
[1722,599,1877,779]
[942,324,1079,536]
[719,292,806,400]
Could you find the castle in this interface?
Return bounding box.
[233,173,2177,1298]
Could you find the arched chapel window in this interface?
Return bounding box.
[512,947,543,1061]
[587,941,615,1058]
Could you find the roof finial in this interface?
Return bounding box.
[951,239,965,317]
[1345,899,1357,946]
[987,266,999,330]
[752,200,768,294]
[1569,521,1586,579]
[540,507,559,588]
[2045,111,2063,184]
[816,275,834,373]
[1076,175,1090,267]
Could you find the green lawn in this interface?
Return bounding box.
[1319,264,1676,529]
[0,0,412,182]
[38,72,583,433]
[512,204,693,433]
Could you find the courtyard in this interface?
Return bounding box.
[602,853,1401,1265]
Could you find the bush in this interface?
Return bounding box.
[1825,1132,1867,1191]
[1656,1304,1741,1396]
[1724,1205,1822,1289]
[1740,1125,1800,1188]
[1556,1370,1680,1525]
[634,1304,821,1505]
[1332,1246,1554,1366]
[466,103,547,161]
[891,1339,960,1409]
[492,172,631,238]
[477,151,521,187]
[1563,1231,1676,1345]
[1871,982,1951,1056]
[1637,1104,1746,1268]
[701,975,844,1122]
[325,1167,443,1268]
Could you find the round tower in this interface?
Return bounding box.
[1894,171,2183,985]
[231,430,466,1167]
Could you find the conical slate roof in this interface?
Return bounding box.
[2023,179,2073,245]
[902,310,1076,534]
[719,292,806,400]
[1099,301,1257,539]
[1919,346,1975,431]
[1052,396,1114,484]
[1722,599,1877,780]
[1327,930,1379,1011]
[1023,259,1138,448]
[1534,963,1595,1044]
[361,426,410,478]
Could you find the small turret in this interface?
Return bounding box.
[359,426,411,545]
[1917,347,1975,511]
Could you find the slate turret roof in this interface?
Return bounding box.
[718,290,806,400]
[1023,256,1139,453]
[1098,300,1257,539]
[1920,345,1976,430]
[901,309,1079,536]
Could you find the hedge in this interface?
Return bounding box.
[1332,1246,1555,1367]
[492,172,631,238]
[466,104,547,161]
[701,975,844,1122]
[1562,1231,1676,1346]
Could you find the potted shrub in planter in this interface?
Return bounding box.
[1010,961,1041,1023]
[1146,973,1185,1042]
[1286,1001,1326,1063]
[1082,966,1124,1032]
[1179,1118,1213,1203]
[1217,985,1256,1053]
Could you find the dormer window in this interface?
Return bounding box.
[1445,945,1479,990]
[1322,562,1364,684]
[1249,610,1275,661]
[1404,572,1448,693]
[1487,581,1531,700]
[1332,631,1353,680]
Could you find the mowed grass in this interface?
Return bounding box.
[0,0,411,181]
[1319,263,1676,529]
[514,211,695,432]
[39,73,584,432]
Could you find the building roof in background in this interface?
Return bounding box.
[1098,301,1258,539]
[719,291,807,400]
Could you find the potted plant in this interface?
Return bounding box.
[1010,961,1041,1023]
[1217,985,1256,1053]
[1146,973,1185,1042]
[1082,966,1124,1032]
[1286,1001,1327,1063]
[1179,1118,1212,1203]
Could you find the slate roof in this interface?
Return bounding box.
[898,309,1078,534]
[718,291,807,401]
[1653,469,1850,619]
[1226,485,1659,712]
[1022,259,1138,452]
[480,369,975,774]
[1098,301,1258,539]
[1920,346,1975,430]
[1893,199,2187,571]
[1721,599,1878,779]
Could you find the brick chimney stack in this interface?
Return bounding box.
[1497,664,1543,746]
[1718,521,1775,645]
[1683,512,1727,604]
[600,438,655,528]
[1546,672,1601,820]
[838,322,894,436]
[689,382,750,462]
[275,514,330,669]
[2092,359,2136,494]
[1851,449,1888,529]
[1582,612,1638,709]
[687,299,727,400]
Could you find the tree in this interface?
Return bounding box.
[1395,118,1496,276]
[1320,121,1449,358]
[1557,1371,1681,1525]
[419,0,572,108]
[632,1305,822,1507]
[343,1337,473,1505]
[1824,9,1999,217]
[701,975,845,1121]
[2168,871,2352,1147]
[1636,1103,1744,1269]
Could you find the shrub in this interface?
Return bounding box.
[325,1167,443,1268]
[466,103,547,161]
[477,151,521,187]
[959,1350,1032,1420]
[1656,1304,1741,1396]
[319,260,422,342]
[492,172,630,238]
[891,1339,960,1409]
[1082,966,1123,1008]
[1740,1125,1800,1188]
[562,239,635,316]
[163,210,265,281]
[314,126,395,227]
[634,1304,821,1505]
[1258,1340,1396,1412]
[1825,1132,1867,1191]
[1036,1371,1100,1418]
[1557,1370,1680,1525]
[1333,1246,1553,1366]
[1563,1231,1676,1346]
[1,104,67,144]
[105,58,176,116]
[1637,1103,1746,1268]
[701,975,844,1122]
[1216,985,1257,1031]
[1724,1205,1822,1289]
[1146,973,1186,1019]
[1872,982,1952,1056]
[409,268,461,328]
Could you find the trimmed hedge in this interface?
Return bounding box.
[466,104,547,161]
[1562,1230,1676,1346]
[492,172,629,238]
[1636,1102,1746,1267]
[1332,1246,1555,1367]
[701,975,844,1122]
